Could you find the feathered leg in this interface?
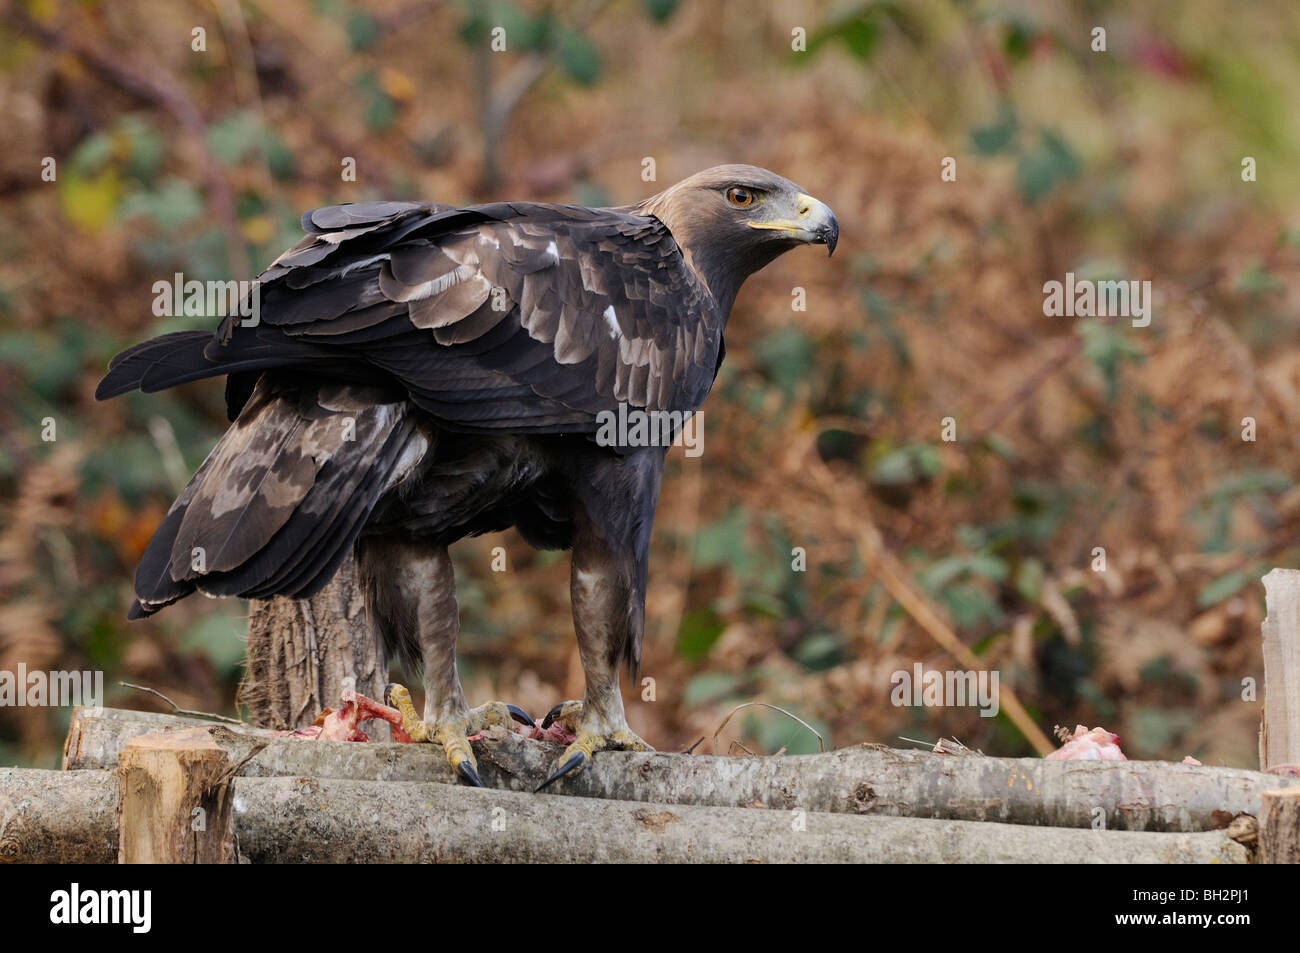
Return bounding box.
[360,538,532,785]
[537,451,662,790]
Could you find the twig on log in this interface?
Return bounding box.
[119,682,246,725]
[712,702,825,754]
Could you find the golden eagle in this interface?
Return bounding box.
[97,165,838,786]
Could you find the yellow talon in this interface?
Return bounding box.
[540,724,654,790]
[384,685,530,786]
[386,683,430,742]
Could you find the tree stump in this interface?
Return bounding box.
[240,554,389,737]
[1259,787,1300,864]
[115,728,239,864]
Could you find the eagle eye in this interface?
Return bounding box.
[726,187,755,208]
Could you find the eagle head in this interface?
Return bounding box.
[638,164,838,313]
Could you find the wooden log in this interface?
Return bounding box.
[64,707,1299,833]
[230,776,1247,863]
[0,767,118,863]
[0,767,1252,863]
[1259,787,1300,864]
[1261,568,1300,770]
[115,728,243,863]
[242,555,389,738]
[63,706,272,771]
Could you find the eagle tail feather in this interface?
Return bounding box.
[95,331,215,399]
[128,378,425,618]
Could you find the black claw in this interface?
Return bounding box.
[506,704,535,728]
[383,682,401,708]
[541,703,566,730]
[535,752,585,792]
[457,760,485,787]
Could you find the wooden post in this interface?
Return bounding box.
[241,554,389,738]
[1260,569,1300,770]
[1259,788,1300,864]
[115,727,239,864]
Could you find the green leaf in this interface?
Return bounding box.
[792,632,843,671]
[1078,320,1143,400]
[748,709,829,755]
[118,178,204,231]
[869,444,940,486]
[116,115,166,182]
[207,111,264,166]
[71,130,116,175]
[677,607,725,661]
[642,0,678,23]
[1016,129,1080,204]
[756,327,815,393]
[556,28,601,86]
[693,506,748,570]
[969,105,1019,156]
[941,584,1002,628]
[683,672,741,706]
[263,129,297,181]
[808,5,881,62]
[345,7,380,50]
[913,443,942,478]
[182,608,249,676]
[870,447,917,485]
[1003,19,1034,61]
[1015,558,1045,602]
[1196,568,1259,608]
[497,3,549,51]
[1236,259,1284,295]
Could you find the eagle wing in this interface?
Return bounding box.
[99,200,724,436]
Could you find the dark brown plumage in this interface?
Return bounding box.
[98,164,837,782]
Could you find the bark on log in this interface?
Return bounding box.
[63,707,272,772]
[0,768,1249,864]
[0,767,118,863]
[241,554,389,737]
[115,728,242,863]
[63,707,1299,833]
[1259,787,1300,864]
[1261,569,1300,770]
[229,776,1247,863]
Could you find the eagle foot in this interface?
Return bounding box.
[535,702,652,791]
[384,683,535,786]
[540,699,585,735]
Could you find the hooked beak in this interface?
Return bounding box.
[747,193,839,256]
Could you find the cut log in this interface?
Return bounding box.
[115,728,244,863]
[1261,568,1300,770]
[1259,787,1300,864]
[0,768,1250,864]
[63,707,272,772]
[64,707,1299,833]
[242,554,389,738]
[232,776,1249,863]
[0,767,118,863]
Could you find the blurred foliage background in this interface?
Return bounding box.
[2,0,1299,769]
